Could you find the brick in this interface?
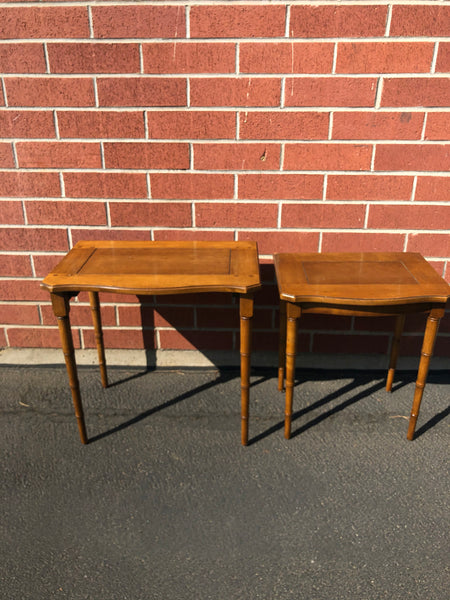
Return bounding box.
[353,316,397,333]
[312,333,389,355]
[71,229,150,246]
[190,5,285,38]
[252,330,289,353]
[326,175,413,201]
[118,305,194,329]
[199,306,271,330]
[7,328,80,349]
[390,6,450,37]
[16,142,101,168]
[83,328,149,350]
[406,233,450,257]
[191,78,280,108]
[0,329,6,347]
[57,111,145,139]
[321,232,405,253]
[240,42,333,74]
[0,111,55,139]
[32,254,65,277]
[284,143,372,171]
[144,43,235,74]
[374,144,450,172]
[238,174,323,200]
[97,78,186,108]
[47,43,140,74]
[0,142,14,167]
[285,78,377,108]
[117,306,152,328]
[301,314,353,332]
[436,43,450,73]
[148,111,235,140]
[0,279,49,301]
[158,329,233,351]
[332,112,424,141]
[238,231,319,255]
[282,203,365,229]
[0,200,24,224]
[0,228,68,252]
[194,143,280,170]
[195,202,278,228]
[435,336,450,358]
[425,113,450,141]
[0,304,40,325]
[41,304,116,327]
[25,200,107,226]
[5,78,95,107]
[0,43,46,73]
[381,78,450,108]
[92,5,185,39]
[368,205,450,231]
[0,172,61,198]
[0,255,31,277]
[154,293,233,307]
[153,230,235,242]
[64,173,147,199]
[104,142,189,170]
[239,111,329,140]
[415,177,450,202]
[155,307,195,328]
[151,174,233,200]
[290,6,387,38]
[337,42,434,75]
[0,7,89,39]
[109,202,191,227]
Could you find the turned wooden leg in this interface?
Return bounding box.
[278,300,287,392]
[240,294,254,446]
[51,293,88,444]
[386,314,406,392]
[89,291,108,388]
[407,307,444,441]
[285,303,301,439]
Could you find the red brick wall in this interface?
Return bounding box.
[1,2,449,359]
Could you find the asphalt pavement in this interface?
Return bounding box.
[1,364,449,600]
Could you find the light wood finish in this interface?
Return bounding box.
[274,252,449,441]
[42,241,261,445]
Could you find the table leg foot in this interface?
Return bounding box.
[407,308,443,441]
[52,293,88,445]
[240,295,253,446]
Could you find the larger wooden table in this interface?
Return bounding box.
[275,252,449,441]
[41,241,261,445]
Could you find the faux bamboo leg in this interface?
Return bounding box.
[89,291,108,388]
[386,314,406,392]
[407,307,444,441]
[240,294,254,446]
[51,293,88,444]
[285,303,301,439]
[278,300,287,391]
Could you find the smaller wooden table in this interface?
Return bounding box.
[41,241,261,445]
[274,252,449,441]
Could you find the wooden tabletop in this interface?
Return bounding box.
[41,241,261,295]
[274,252,450,306]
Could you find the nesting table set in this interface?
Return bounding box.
[41,242,449,446]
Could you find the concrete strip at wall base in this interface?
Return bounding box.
[0,347,448,371]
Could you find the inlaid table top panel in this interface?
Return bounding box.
[41,241,261,295]
[274,252,449,306]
